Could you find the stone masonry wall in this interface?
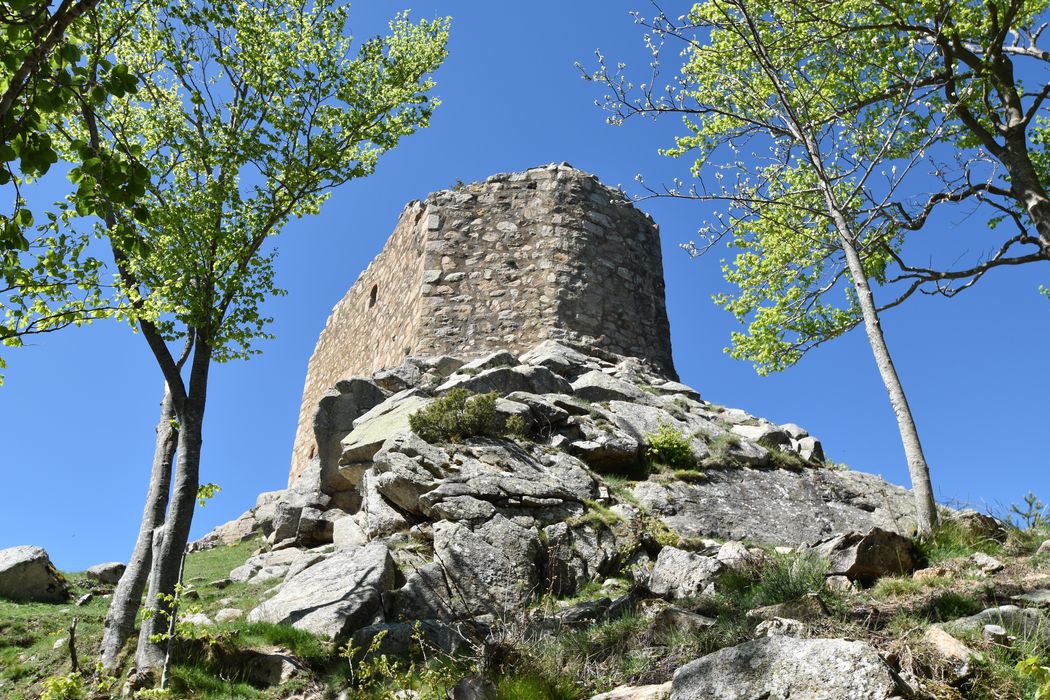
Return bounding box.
[288,202,429,483]
[289,164,676,484]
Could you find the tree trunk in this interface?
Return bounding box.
[136,343,211,670]
[99,386,178,670]
[833,224,939,536]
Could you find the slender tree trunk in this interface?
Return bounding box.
[136,343,211,670]
[99,386,178,670]
[837,236,939,536]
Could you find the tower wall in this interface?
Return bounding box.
[288,164,676,484]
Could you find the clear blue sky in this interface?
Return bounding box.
[1,1,1047,571]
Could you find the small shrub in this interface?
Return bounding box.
[1010,491,1050,530]
[645,423,697,469]
[1016,657,1050,698]
[505,414,528,439]
[40,673,86,700]
[408,389,501,443]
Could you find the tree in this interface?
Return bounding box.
[78,0,449,671]
[585,0,945,533]
[1,0,145,383]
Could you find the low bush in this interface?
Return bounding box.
[644,423,697,469]
[409,389,501,443]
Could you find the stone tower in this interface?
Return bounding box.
[289,164,675,484]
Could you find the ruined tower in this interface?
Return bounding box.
[289,164,675,483]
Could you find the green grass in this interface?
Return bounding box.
[0,538,276,699]
[917,519,1004,565]
[566,500,624,530]
[0,574,109,699]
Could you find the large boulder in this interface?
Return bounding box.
[371,433,452,514]
[338,390,432,481]
[247,543,397,640]
[425,516,542,618]
[417,442,597,528]
[648,547,725,600]
[84,562,126,585]
[810,528,918,585]
[520,340,601,377]
[0,546,69,602]
[313,378,388,485]
[942,605,1046,641]
[571,370,646,403]
[670,636,913,699]
[631,467,917,547]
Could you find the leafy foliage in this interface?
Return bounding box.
[0,0,150,380]
[644,423,697,469]
[409,389,501,443]
[1017,657,1050,699]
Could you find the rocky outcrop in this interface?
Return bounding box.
[632,468,917,546]
[670,637,914,699]
[247,543,397,640]
[200,340,923,658]
[0,546,69,603]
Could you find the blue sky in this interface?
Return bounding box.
[1,1,1048,571]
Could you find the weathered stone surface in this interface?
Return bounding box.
[811,528,918,585]
[229,549,303,584]
[943,605,1046,640]
[314,378,388,488]
[648,547,724,600]
[290,166,677,484]
[332,515,367,550]
[338,391,432,474]
[951,510,1009,543]
[215,608,243,623]
[418,442,597,526]
[651,607,716,636]
[715,541,754,570]
[1014,589,1050,606]
[633,468,917,547]
[84,561,126,585]
[459,350,518,373]
[670,636,912,699]
[437,365,573,397]
[572,370,646,403]
[731,422,791,447]
[591,683,671,700]
[749,594,829,624]
[971,551,1005,574]
[521,340,600,377]
[569,431,641,472]
[0,546,68,602]
[426,516,542,617]
[359,470,411,539]
[247,543,396,640]
[753,617,805,638]
[371,433,451,514]
[923,626,978,683]
[544,522,628,596]
[373,364,423,393]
